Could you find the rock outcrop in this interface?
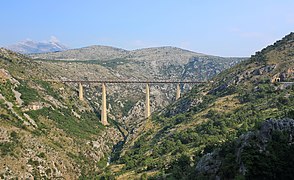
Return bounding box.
[195,118,294,178]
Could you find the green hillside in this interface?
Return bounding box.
[1,32,293,179]
[0,48,122,179]
[0,45,244,179]
[103,33,294,179]
[30,46,245,136]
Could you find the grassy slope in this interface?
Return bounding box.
[0,49,120,178]
[102,33,294,179]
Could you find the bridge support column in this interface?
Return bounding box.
[176,83,181,100]
[101,83,109,125]
[79,82,84,101]
[145,83,151,118]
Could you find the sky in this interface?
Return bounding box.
[0,0,293,57]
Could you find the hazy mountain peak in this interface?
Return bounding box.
[5,37,68,54]
[49,36,60,44]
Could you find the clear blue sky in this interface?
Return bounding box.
[0,0,293,56]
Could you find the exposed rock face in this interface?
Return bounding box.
[195,152,222,176]
[182,56,239,81]
[195,118,294,178]
[258,118,294,144]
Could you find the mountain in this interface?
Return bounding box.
[5,39,68,54]
[0,44,246,178]
[30,45,204,61]
[0,48,123,178]
[1,31,293,178]
[101,33,294,179]
[30,46,245,141]
[31,45,129,60]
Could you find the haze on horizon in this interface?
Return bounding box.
[0,0,293,57]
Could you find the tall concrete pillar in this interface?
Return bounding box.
[101,83,109,125]
[145,83,151,118]
[176,83,181,100]
[79,82,84,101]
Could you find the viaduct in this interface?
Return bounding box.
[61,80,206,126]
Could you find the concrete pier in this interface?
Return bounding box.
[176,83,181,100]
[101,83,109,125]
[66,80,207,125]
[145,83,151,118]
[79,82,84,101]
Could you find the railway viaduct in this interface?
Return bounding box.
[62,80,206,125]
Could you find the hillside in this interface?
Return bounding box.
[30,46,202,62]
[31,45,128,61]
[0,48,123,179]
[0,44,245,179]
[29,46,245,137]
[103,33,294,179]
[3,33,292,178]
[1,41,248,178]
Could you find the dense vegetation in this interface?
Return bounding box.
[26,107,104,139]
[0,33,293,179]
[111,81,294,179]
[100,32,294,179]
[0,50,115,179]
[216,130,294,179]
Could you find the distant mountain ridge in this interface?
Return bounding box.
[5,39,68,54]
[30,45,206,62]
